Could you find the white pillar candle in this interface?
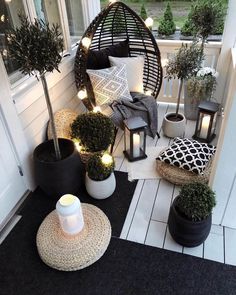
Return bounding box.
[133,133,140,157]
[200,115,210,139]
[56,194,84,235]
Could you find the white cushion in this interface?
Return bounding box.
[109,56,144,93]
[87,64,132,106]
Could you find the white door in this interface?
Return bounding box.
[0,111,27,226]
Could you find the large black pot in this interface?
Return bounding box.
[34,138,83,198]
[168,197,212,247]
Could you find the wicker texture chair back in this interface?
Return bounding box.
[74,1,162,111]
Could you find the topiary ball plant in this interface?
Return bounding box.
[87,153,115,181]
[175,182,216,221]
[71,112,115,152]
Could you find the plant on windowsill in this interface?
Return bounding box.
[168,182,216,247]
[85,153,116,199]
[71,111,115,164]
[163,41,203,138]
[6,15,83,197]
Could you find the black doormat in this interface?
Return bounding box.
[19,171,137,237]
[1,232,236,295]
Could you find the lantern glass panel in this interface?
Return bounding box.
[199,113,211,140]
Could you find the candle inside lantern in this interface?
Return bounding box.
[200,115,210,139]
[133,133,140,157]
[56,194,84,235]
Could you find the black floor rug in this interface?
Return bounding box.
[19,171,137,237]
[1,232,236,295]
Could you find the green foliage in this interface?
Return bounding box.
[71,112,115,153]
[165,41,203,81]
[181,5,195,36]
[140,3,148,20]
[176,182,216,221]
[190,0,226,41]
[158,2,176,36]
[6,15,63,76]
[186,75,216,102]
[87,153,115,181]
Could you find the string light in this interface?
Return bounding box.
[145,17,154,29]
[1,15,5,22]
[93,106,101,113]
[77,89,87,100]
[81,37,91,49]
[101,154,113,166]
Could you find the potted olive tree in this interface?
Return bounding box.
[71,112,115,164]
[85,153,116,199]
[163,41,203,137]
[168,182,216,247]
[6,15,83,197]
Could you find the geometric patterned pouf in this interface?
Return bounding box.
[36,204,111,271]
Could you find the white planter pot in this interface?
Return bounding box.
[85,172,116,200]
[162,112,186,138]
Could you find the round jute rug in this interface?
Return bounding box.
[36,203,111,271]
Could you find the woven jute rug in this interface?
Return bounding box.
[36,203,111,271]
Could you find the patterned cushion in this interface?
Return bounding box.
[157,137,216,175]
[87,64,132,106]
[109,56,145,92]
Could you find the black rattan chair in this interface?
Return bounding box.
[74,1,163,111]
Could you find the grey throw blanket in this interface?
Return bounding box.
[110,92,158,138]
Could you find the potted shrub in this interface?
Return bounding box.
[163,41,203,137]
[85,153,116,199]
[71,112,115,164]
[6,15,83,197]
[168,182,216,247]
[184,67,218,120]
[158,3,176,37]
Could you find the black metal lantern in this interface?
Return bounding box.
[193,101,219,143]
[123,117,147,162]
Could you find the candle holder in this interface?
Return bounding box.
[193,101,219,143]
[123,116,147,162]
[56,194,84,235]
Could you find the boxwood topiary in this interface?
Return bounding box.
[158,3,176,36]
[87,153,115,181]
[71,112,115,152]
[175,182,216,222]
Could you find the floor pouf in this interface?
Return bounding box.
[36,204,111,271]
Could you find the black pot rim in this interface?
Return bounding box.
[172,197,212,225]
[33,138,76,164]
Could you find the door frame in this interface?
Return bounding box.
[0,56,34,191]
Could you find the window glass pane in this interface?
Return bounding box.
[0,0,25,82]
[65,0,84,45]
[34,0,62,29]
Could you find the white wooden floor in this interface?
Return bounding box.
[113,102,236,266]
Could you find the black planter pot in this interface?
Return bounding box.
[34,138,83,198]
[168,197,212,247]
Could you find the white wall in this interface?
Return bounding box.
[210,49,236,227]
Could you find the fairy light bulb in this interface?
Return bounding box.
[145,17,153,29]
[101,154,113,166]
[81,37,91,49]
[77,89,87,100]
[93,106,101,113]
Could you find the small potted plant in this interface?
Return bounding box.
[184,67,218,120]
[168,182,216,247]
[163,41,203,137]
[71,112,115,164]
[85,153,116,199]
[6,15,83,197]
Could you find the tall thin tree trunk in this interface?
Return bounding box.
[40,73,61,160]
[175,78,183,117]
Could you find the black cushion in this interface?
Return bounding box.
[87,39,129,70]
